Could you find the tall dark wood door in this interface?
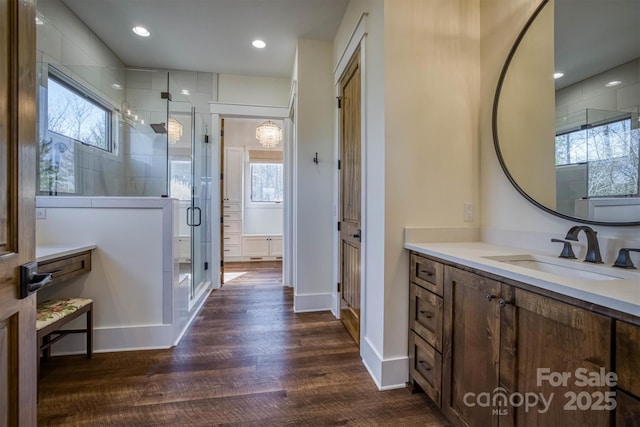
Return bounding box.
[0,0,38,425]
[339,49,361,346]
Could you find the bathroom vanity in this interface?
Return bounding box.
[405,242,639,427]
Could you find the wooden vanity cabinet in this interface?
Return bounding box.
[441,266,502,427]
[408,253,444,406]
[616,321,640,426]
[408,252,627,427]
[499,284,612,427]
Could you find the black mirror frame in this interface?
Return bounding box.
[491,0,640,227]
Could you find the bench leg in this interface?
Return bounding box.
[87,305,93,359]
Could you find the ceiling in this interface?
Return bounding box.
[554,0,640,90]
[60,0,350,78]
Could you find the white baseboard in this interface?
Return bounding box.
[49,324,176,356]
[361,336,408,390]
[293,292,332,312]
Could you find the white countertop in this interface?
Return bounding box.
[36,244,97,263]
[405,242,640,318]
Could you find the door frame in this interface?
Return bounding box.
[332,16,368,342]
[210,103,290,289]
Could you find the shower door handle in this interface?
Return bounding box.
[193,207,202,226]
[187,206,202,227]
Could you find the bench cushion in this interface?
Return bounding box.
[36,298,93,331]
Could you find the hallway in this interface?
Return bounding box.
[37,264,448,426]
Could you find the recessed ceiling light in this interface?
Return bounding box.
[35,16,44,25]
[132,26,151,37]
[252,39,266,49]
[112,83,123,90]
[605,80,621,87]
[553,72,564,79]
[181,89,190,95]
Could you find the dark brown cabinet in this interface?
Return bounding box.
[408,251,637,426]
[616,321,640,426]
[442,266,501,427]
[408,253,444,406]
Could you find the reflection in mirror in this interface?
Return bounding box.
[494,0,640,225]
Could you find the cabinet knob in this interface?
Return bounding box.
[485,293,495,301]
[498,299,510,307]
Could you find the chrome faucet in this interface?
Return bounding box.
[564,225,603,263]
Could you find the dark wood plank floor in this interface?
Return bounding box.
[37,262,449,426]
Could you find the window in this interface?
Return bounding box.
[47,72,112,151]
[170,160,192,201]
[248,149,284,203]
[251,163,284,202]
[555,117,639,197]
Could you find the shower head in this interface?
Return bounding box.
[150,123,167,134]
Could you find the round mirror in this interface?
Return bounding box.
[493,0,640,225]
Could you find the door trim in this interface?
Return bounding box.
[333,26,368,346]
[210,104,289,290]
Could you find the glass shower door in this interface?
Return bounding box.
[190,110,212,300]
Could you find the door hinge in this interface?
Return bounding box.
[337,282,341,292]
[220,260,224,267]
[220,216,224,224]
[338,160,341,170]
[220,173,224,180]
[161,91,172,101]
[204,262,209,270]
[337,221,341,231]
[336,96,342,109]
[220,129,224,137]
[204,135,209,143]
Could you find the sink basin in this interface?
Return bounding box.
[482,254,629,281]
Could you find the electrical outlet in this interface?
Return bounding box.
[36,208,46,219]
[463,203,473,222]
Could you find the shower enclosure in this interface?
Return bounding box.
[36,61,213,300]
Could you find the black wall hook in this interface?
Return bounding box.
[313,152,319,164]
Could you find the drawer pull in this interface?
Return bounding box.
[419,310,434,319]
[419,269,434,277]
[418,360,432,371]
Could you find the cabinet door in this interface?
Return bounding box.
[242,237,269,257]
[442,266,502,427]
[616,321,640,424]
[224,147,243,202]
[269,236,283,257]
[500,285,612,427]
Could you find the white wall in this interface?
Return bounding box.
[293,39,335,311]
[480,0,640,247]
[34,198,209,353]
[218,74,291,106]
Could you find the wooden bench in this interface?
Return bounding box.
[36,297,93,364]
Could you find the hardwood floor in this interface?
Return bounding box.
[37,262,449,426]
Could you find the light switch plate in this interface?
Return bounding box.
[463,203,473,222]
[36,208,46,219]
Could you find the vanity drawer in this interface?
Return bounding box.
[222,233,241,245]
[223,245,241,258]
[410,283,443,352]
[223,221,241,233]
[38,251,92,286]
[409,331,442,407]
[616,321,640,396]
[223,202,240,212]
[222,211,241,222]
[410,253,443,296]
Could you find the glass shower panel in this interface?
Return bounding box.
[192,111,212,298]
